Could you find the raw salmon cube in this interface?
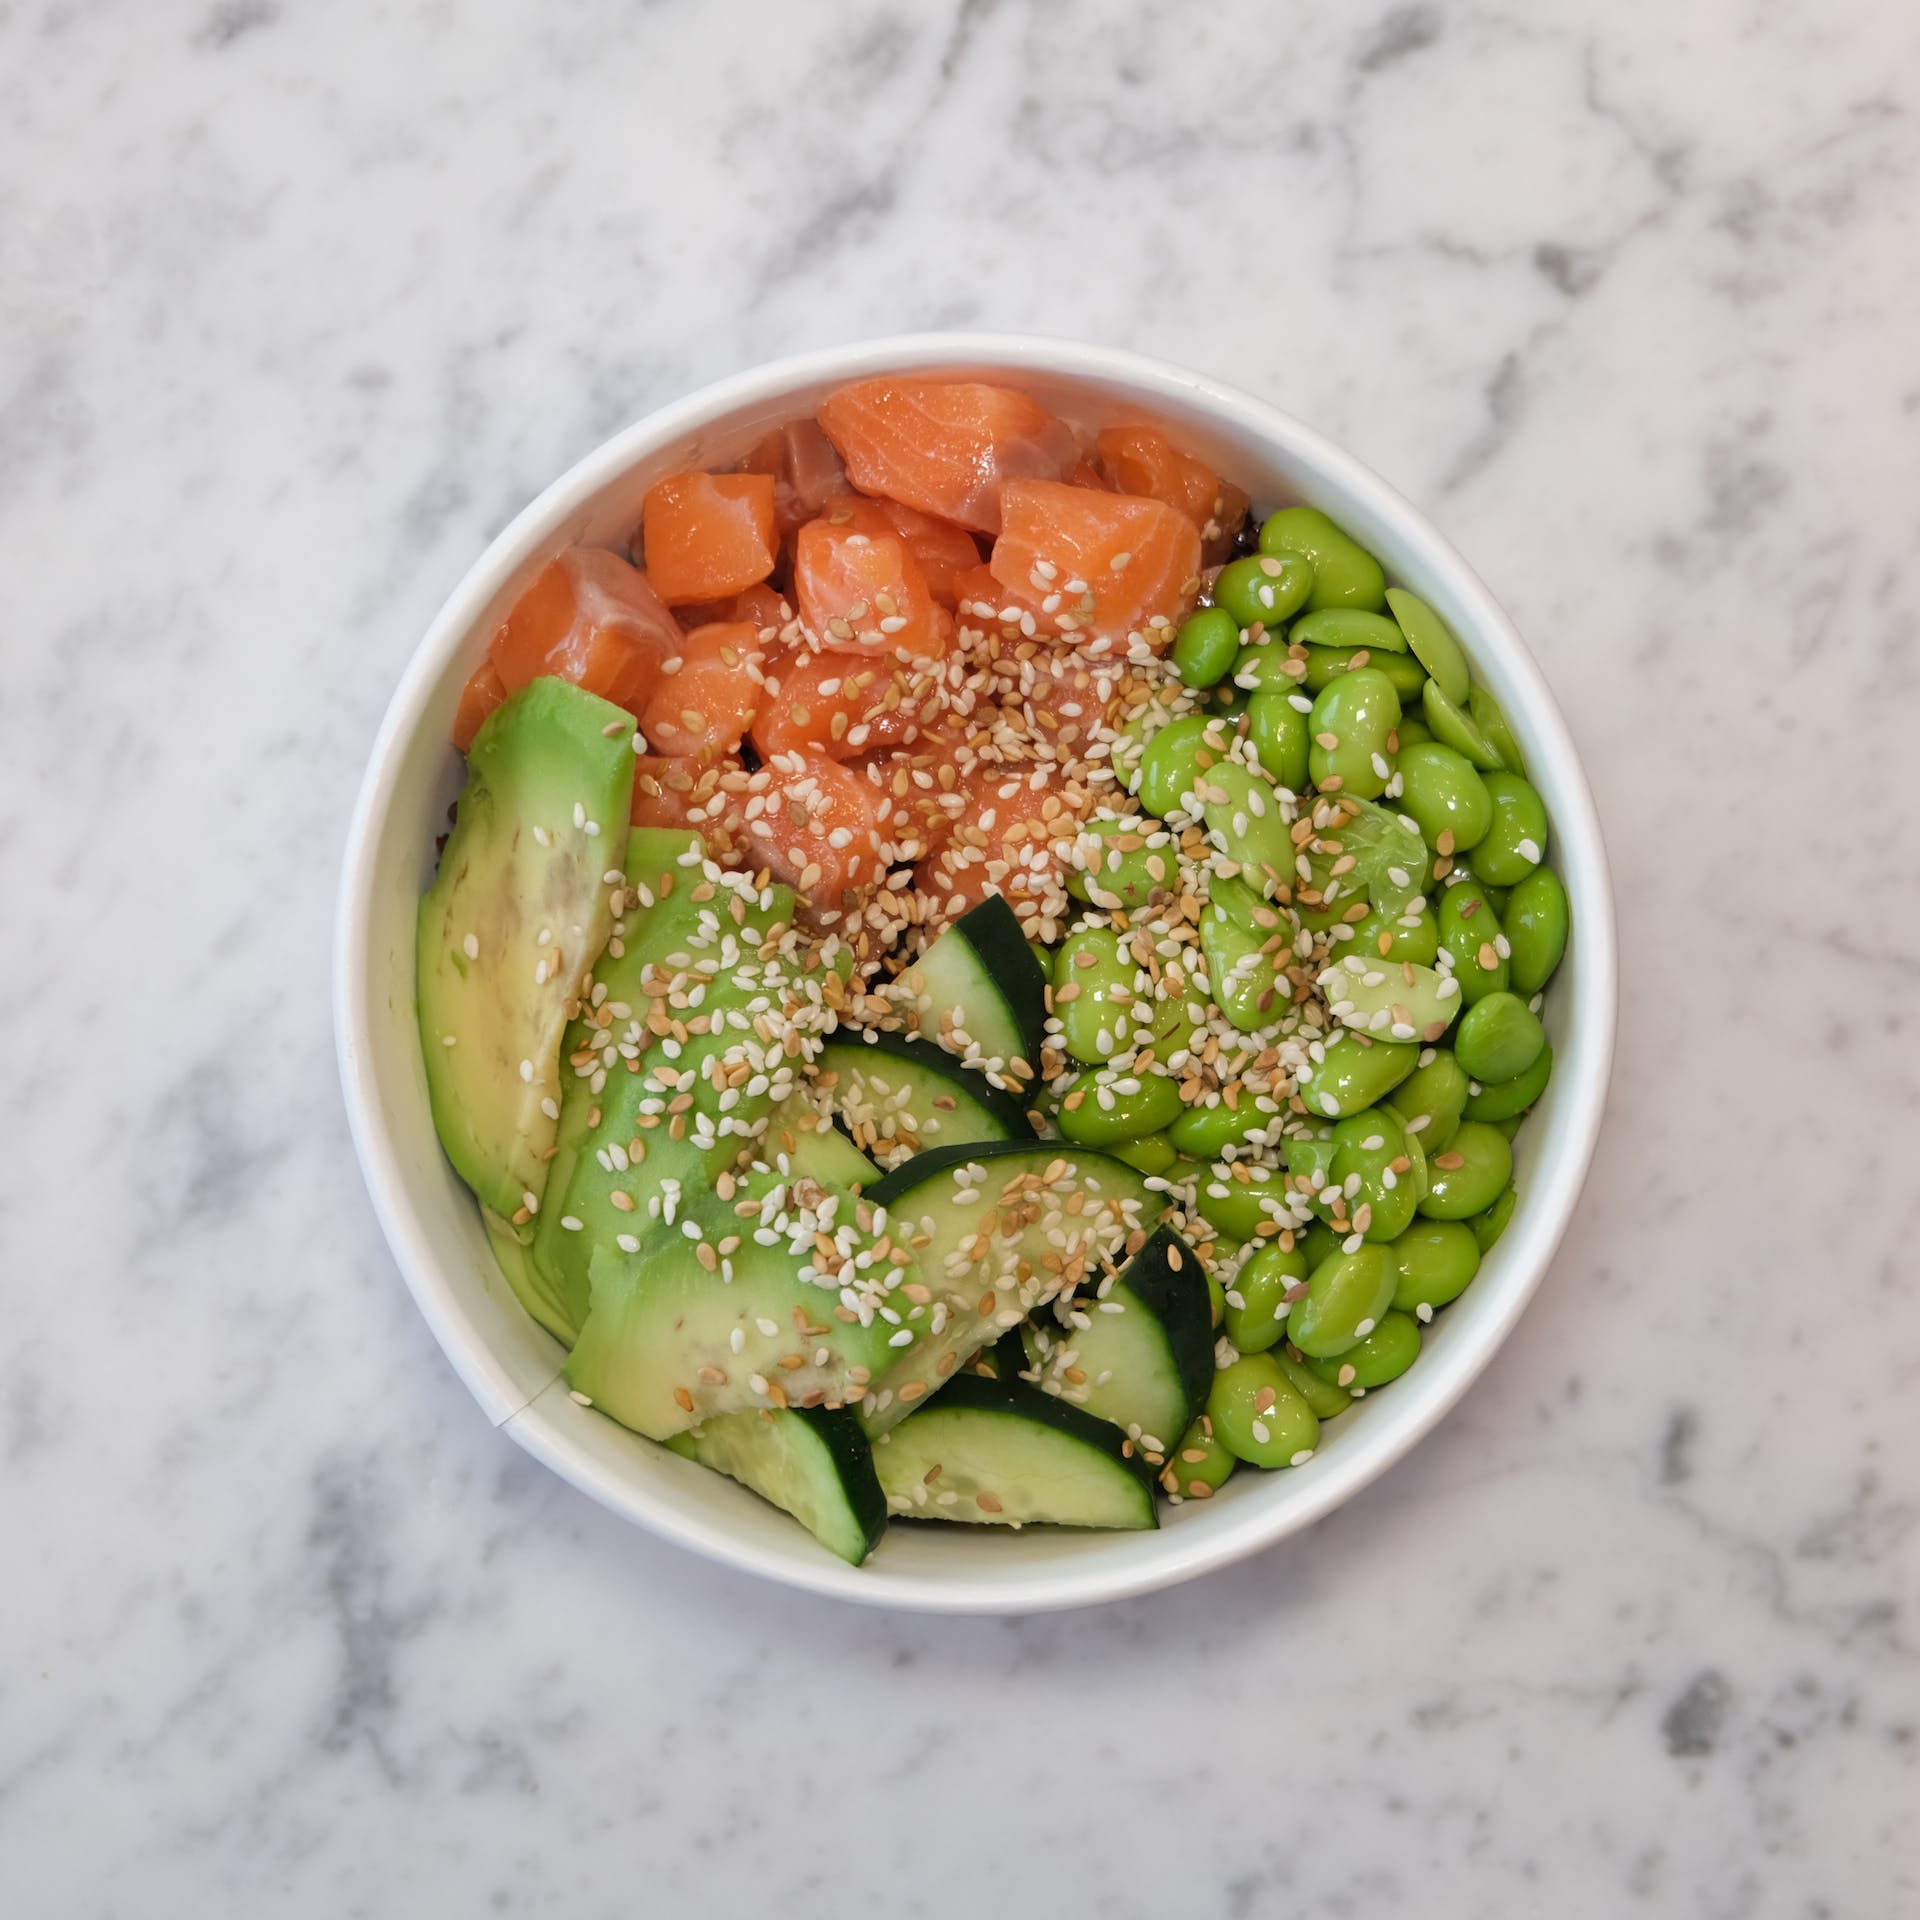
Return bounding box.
[641,471,778,605]
[639,620,766,759]
[794,515,949,660]
[489,545,678,715]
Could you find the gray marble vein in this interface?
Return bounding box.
[1,0,1917,1913]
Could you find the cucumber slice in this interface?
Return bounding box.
[1019,1225,1214,1463]
[892,895,1047,1092]
[815,1029,1032,1168]
[665,1405,887,1566]
[859,1141,1162,1430]
[875,1373,1157,1529]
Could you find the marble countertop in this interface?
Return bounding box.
[4,2,1917,1913]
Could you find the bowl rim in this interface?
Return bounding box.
[335,330,1616,1613]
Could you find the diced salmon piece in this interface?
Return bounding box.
[852,747,961,860]
[794,515,949,660]
[641,471,778,606]
[743,419,849,538]
[630,751,747,846]
[740,750,891,927]
[813,495,982,609]
[816,378,1079,535]
[452,657,507,751]
[1068,458,1113,491]
[673,582,795,637]
[988,480,1201,649]
[913,764,1090,929]
[1094,424,1219,532]
[639,620,765,760]
[490,546,678,714]
[753,645,937,763]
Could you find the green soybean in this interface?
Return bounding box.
[1343,900,1440,966]
[1193,1159,1292,1241]
[1384,587,1471,705]
[1223,1242,1308,1354]
[1385,1049,1470,1154]
[1109,1130,1177,1176]
[1275,1345,1355,1419]
[1298,1218,1343,1270]
[1172,606,1241,689]
[1419,1120,1512,1220]
[1329,1107,1422,1242]
[1464,1040,1553,1122]
[1200,875,1292,1031]
[1134,712,1230,818]
[1169,1095,1284,1160]
[1469,684,1525,774]
[1290,607,1408,653]
[1068,817,1176,910]
[1504,866,1569,994]
[1284,1128,1338,1199]
[1300,1030,1418,1118]
[1395,741,1493,853]
[1470,1184,1519,1252]
[1214,552,1314,631]
[1207,1354,1321,1468]
[1318,951,1460,1044]
[1465,772,1549,888]
[1308,668,1401,800]
[1454,991,1545,1084]
[1199,759,1295,892]
[1392,715,1433,748]
[1164,1416,1237,1498]
[1390,1219,1481,1314]
[1302,644,1429,700]
[1304,1310,1421,1392]
[1436,879,1510,1007]
[1247,690,1310,792]
[1288,1244,1396,1358]
[1422,680,1506,772]
[1232,640,1307,693]
[1056,1067,1185,1146]
[1258,507,1387,613]
[1053,928,1136,1065]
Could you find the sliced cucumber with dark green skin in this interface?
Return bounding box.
[874,1373,1158,1529]
[1020,1225,1213,1464]
[893,895,1048,1092]
[814,1029,1033,1168]
[665,1405,887,1566]
[858,1141,1162,1432]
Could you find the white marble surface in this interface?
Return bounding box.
[3,1,1917,1913]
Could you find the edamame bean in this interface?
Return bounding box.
[1394,741,1493,853]
[1318,951,1460,1044]
[1204,1260,1226,1328]
[1162,1415,1236,1499]
[1053,928,1136,1065]
[1198,758,1295,891]
[1068,817,1178,910]
[1298,1218,1343,1269]
[1247,690,1310,792]
[1214,552,1314,630]
[1390,1219,1480,1314]
[1223,1242,1308,1354]
[1469,684,1525,773]
[1108,1130,1177,1176]
[1302,644,1429,700]
[1135,712,1232,818]
[1470,1185,1519,1252]
[1056,1067,1185,1145]
[1290,607,1408,653]
[1288,1245,1396,1358]
[1275,1345,1354,1419]
[1392,715,1433,748]
[1492,1112,1524,1141]
[1284,1128,1338,1198]
[1418,1120,1512,1220]
[1331,794,1430,917]
[1208,1354,1321,1468]
[1193,1159,1292,1241]
[1304,1310,1421,1392]
[1169,1095,1284,1160]
[1465,772,1549,888]
[1384,587,1471,705]
[1503,866,1569,994]
[1232,639,1307,693]
[1258,507,1387,612]
[1422,680,1506,771]
[1385,1048,1470,1154]
[1454,991,1545,1084]
[1308,668,1401,799]
[1200,875,1292,1031]
[1436,879,1510,1008]
[1300,1030,1418,1118]
[1463,1042,1553,1122]
[1172,606,1241,689]
[1345,900,1440,966]
[1328,1106,1422,1242]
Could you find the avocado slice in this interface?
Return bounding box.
[417,676,636,1228]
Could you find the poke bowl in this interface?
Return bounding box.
[334,333,1615,1613]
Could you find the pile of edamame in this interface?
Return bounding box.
[1044,504,1568,1500]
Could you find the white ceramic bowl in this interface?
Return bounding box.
[335,333,1615,1613]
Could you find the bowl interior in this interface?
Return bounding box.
[337,335,1614,1612]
